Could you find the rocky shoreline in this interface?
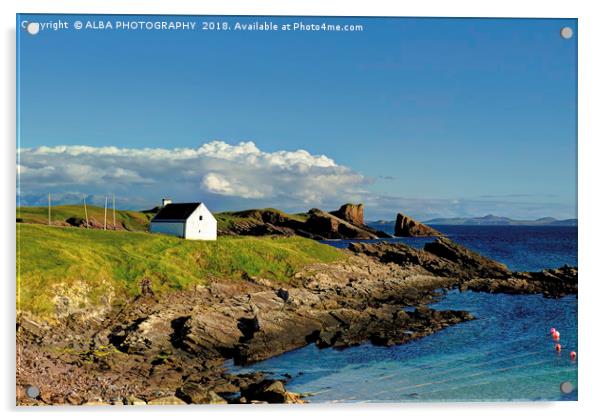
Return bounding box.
[16,237,577,405]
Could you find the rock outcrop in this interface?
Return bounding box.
[348,238,510,280]
[303,209,379,240]
[462,265,578,298]
[219,206,391,240]
[330,203,364,226]
[394,212,442,237]
[217,209,302,237]
[348,238,576,297]
[66,217,126,231]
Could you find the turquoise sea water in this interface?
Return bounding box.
[228,226,578,402]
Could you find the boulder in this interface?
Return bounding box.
[394,213,442,237]
[176,382,227,404]
[241,380,289,404]
[147,395,187,405]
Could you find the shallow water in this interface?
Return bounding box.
[229,291,578,402]
[228,226,578,402]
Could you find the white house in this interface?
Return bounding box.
[149,201,217,240]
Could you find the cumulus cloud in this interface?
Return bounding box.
[17,140,575,220]
[17,141,368,210]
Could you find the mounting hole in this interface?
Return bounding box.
[26,22,40,35]
[560,381,573,394]
[25,385,40,399]
[560,27,573,40]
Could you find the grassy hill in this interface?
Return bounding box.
[17,224,345,319]
[17,205,152,231]
[17,205,311,233]
[215,208,309,231]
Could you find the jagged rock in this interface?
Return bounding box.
[305,209,379,239]
[330,203,392,238]
[218,205,391,239]
[465,265,577,297]
[423,237,511,279]
[349,238,511,280]
[348,241,438,268]
[330,203,365,226]
[394,212,442,237]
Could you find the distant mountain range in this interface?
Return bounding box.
[424,214,577,226]
[369,214,577,227]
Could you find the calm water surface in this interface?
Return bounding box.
[228,226,578,402]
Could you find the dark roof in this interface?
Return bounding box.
[151,203,201,221]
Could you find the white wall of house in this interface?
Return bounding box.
[149,221,185,238]
[184,203,217,240]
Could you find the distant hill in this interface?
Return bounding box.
[421,214,577,226]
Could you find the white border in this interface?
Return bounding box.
[2,1,600,419]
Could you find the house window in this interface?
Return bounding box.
[199,215,203,221]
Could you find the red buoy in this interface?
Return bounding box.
[552,331,560,341]
[570,351,577,360]
[555,343,562,352]
[550,327,556,335]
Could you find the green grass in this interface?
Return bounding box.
[17,205,152,231]
[17,224,345,319]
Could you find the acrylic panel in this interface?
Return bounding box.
[16,14,577,405]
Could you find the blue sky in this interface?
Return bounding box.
[17,15,577,220]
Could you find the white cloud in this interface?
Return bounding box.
[201,172,265,199]
[17,140,575,220]
[17,141,367,209]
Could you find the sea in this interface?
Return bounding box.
[227,225,578,402]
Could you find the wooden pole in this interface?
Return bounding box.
[83,195,89,228]
[104,196,107,230]
[48,193,51,226]
[112,193,116,230]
